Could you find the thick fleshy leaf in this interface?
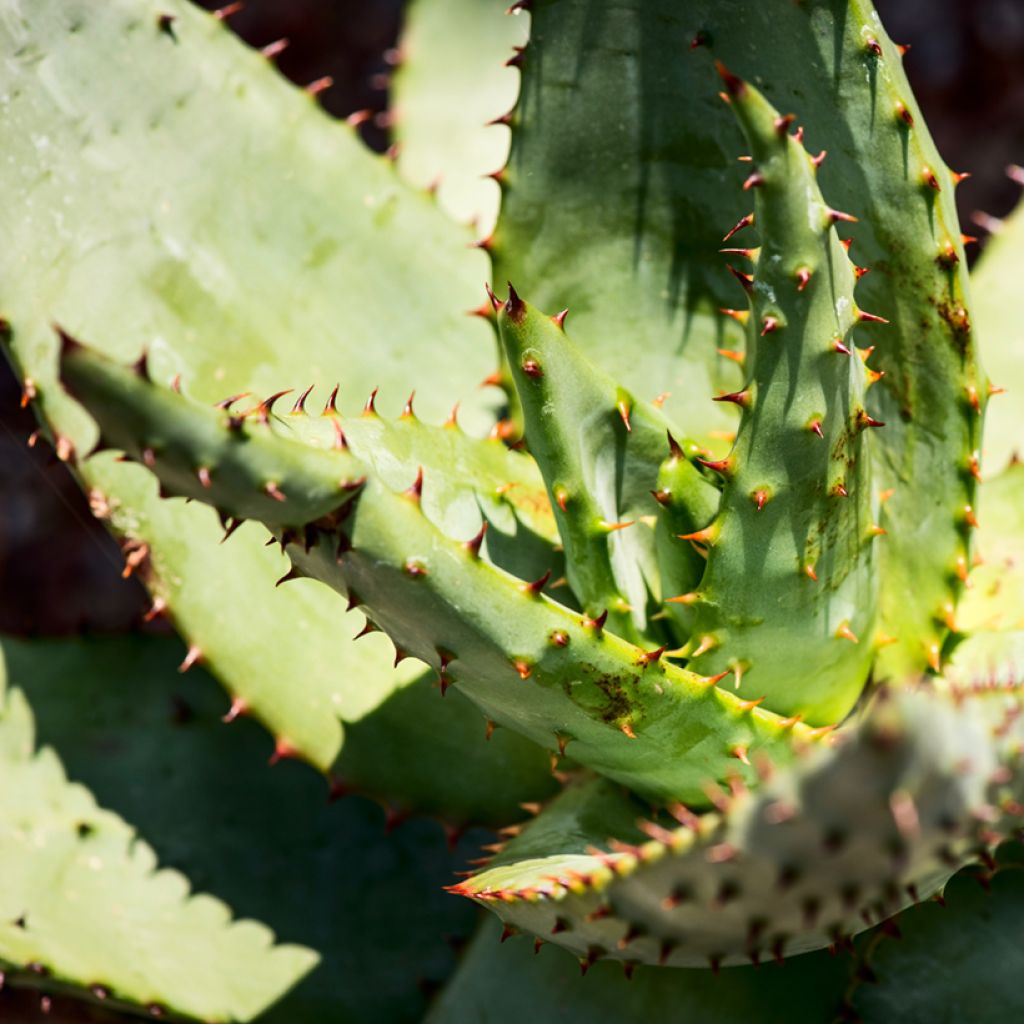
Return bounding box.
[971,188,1024,471]
[426,916,852,1024]
[452,687,1024,967]
[393,0,528,234]
[852,857,1024,1023]
[0,640,317,1022]
[494,0,980,681]
[0,0,502,770]
[7,633,484,1023]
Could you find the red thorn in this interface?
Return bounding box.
[827,208,858,224]
[485,282,502,312]
[445,402,460,429]
[582,610,608,634]
[760,316,779,336]
[795,267,812,291]
[723,212,755,241]
[269,738,298,765]
[921,166,941,191]
[505,282,526,323]
[665,592,699,605]
[836,621,859,644]
[551,308,569,330]
[809,419,824,438]
[804,564,818,582]
[859,310,889,325]
[519,569,552,597]
[144,597,167,622]
[505,45,525,68]
[405,466,424,502]
[856,409,885,430]
[617,399,632,432]
[678,524,716,544]
[264,481,286,503]
[753,489,769,511]
[215,391,250,411]
[636,646,666,668]
[521,358,543,378]
[222,697,249,723]
[345,109,373,128]
[256,389,293,424]
[854,264,871,279]
[212,2,244,19]
[719,247,755,258]
[305,76,333,97]
[717,347,745,364]
[401,392,416,418]
[260,38,289,60]
[363,387,379,416]
[895,101,914,127]
[812,149,827,167]
[465,521,488,558]
[480,370,504,389]
[322,384,340,416]
[513,659,532,680]
[831,482,849,498]
[773,113,795,135]
[170,374,182,393]
[719,307,749,325]
[727,265,754,292]
[331,420,348,451]
[666,431,686,460]
[715,61,746,97]
[713,389,750,408]
[742,171,764,190]
[178,645,202,673]
[832,339,852,355]
[696,455,732,476]
[353,619,378,641]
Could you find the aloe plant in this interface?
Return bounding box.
[0,0,1022,1021]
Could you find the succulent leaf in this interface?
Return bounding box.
[452,686,1024,967]
[0,0,502,771]
[392,0,528,234]
[426,915,851,1024]
[679,71,880,724]
[0,643,317,1022]
[971,184,1024,472]
[496,291,718,641]
[58,339,825,806]
[6,633,484,1022]
[496,0,980,682]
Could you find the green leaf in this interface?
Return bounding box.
[7,633,484,1023]
[0,0,502,770]
[58,340,825,807]
[971,189,1024,471]
[495,0,980,681]
[496,291,717,642]
[393,0,528,234]
[852,859,1024,1023]
[452,687,1024,966]
[0,639,317,1022]
[683,69,879,724]
[426,916,852,1024]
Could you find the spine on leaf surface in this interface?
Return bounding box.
[56,333,828,807]
[679,68,884,726]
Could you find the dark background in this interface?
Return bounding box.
[1,3,1022,1016]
